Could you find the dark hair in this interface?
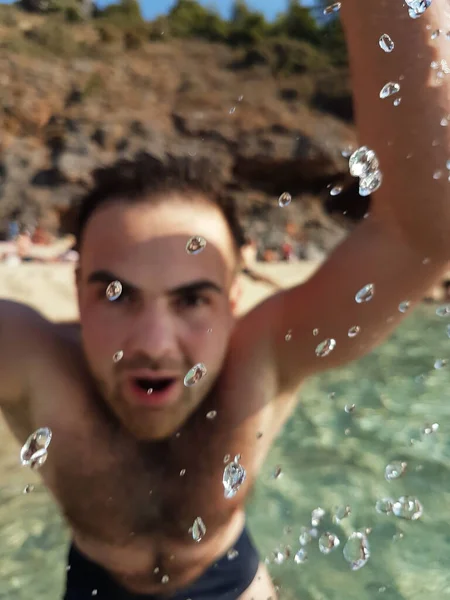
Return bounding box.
[76,152,280,289]
[76,152,246,253]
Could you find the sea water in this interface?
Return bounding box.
[0,305,449,599]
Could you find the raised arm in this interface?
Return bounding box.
[255,0,450,391]
[0,300,49,406]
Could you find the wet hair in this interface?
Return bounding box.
[76,152,279,288]
[76,152,246,254]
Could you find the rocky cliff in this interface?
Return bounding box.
[0,6,365,256]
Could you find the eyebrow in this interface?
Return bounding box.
[87,269,223,296]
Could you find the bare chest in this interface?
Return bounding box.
[29,374,280,551]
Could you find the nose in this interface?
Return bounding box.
[124,303,177,360]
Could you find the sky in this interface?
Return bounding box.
[97,1,293,21]
[0,0,318,22]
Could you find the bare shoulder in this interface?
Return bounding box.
[0,300,58,405]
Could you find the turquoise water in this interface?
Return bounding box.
[1,305,449,599]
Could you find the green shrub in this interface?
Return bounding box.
[263,37,332,76]
[23,21,79,56]
[272,1,321,46]
[65,6,83,22]
[123,29,143,50]
[167,0,228,42]
[227,1,270,46]
[96,22,120,43]
[95,0,143,25]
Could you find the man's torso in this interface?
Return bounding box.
[3,322,297,595]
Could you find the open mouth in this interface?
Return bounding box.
[134,378,175,393]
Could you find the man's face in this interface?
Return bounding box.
[77,195,240,440]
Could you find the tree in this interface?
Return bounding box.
[228,0,270,46]
[273,0,321,46]
[167,0,228,42]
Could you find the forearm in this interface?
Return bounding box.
[340,0,450,258]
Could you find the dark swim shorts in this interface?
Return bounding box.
[63,527,260,599]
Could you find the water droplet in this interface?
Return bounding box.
[23,484,35,494]
[436,304,450,317]
[91,591,98,597]
[153,567,159,574]
[273,465,282,479]
[379,34,394,52]
[393,97,402,107]
[191,516,206,542]
[106,280,122,302]
[376,498,394,514]
[323,2,341,15]
[223,458,246,499]
[398,301,410,313]
[318,532,340,554]
[359,170,383,196]
[229,107,236,115]
[223,454,231,463]
[186,236,206,255]
[113,350,123,363]
[285,329,292,341]
[422,422,439,435]
[434,358,447,369]
[20,428,52,470]
[345,403,356,413]
[161,575,170,584]
[313,328,319,336]
[311,507,326,527]
[380,82,401,99]
[406,0,432,19]
[385,461,407,481]
[349,147,380,178]
[206,410,217,420]
[227,548,239,560]
[431,29,440,39]
[332,505,351,524]
[392,496,423,520]
[299,527,312,546]
[272,548,287,564]
[179,469,186,476]
[278,192,292,207]
[294,548,308,564]
[355,283,375,303]
[348,326,360,337]
[343,532,370,571]
[184,363,207,387]
[330,184,343,196]
[315,339,336,358]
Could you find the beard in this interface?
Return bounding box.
[92,375,203,441]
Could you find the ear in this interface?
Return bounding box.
[75,266,81,287]
[229,276,243,315]
[75,266,82,304]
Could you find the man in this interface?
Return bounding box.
[1,1,449,599]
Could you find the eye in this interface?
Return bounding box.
[102,286,133,304]
[176,292,209,310]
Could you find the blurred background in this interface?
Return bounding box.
[0,1,449,599]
